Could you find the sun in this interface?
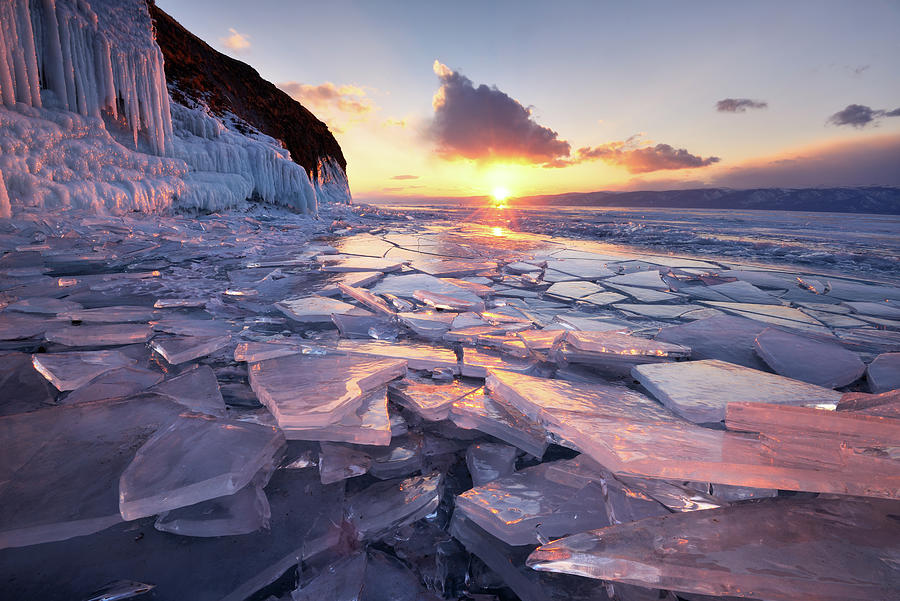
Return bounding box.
[491,186,511,209]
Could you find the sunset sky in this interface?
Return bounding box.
[156,0,900,200]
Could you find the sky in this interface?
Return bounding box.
[156,0,900,200]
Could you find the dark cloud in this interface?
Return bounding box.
[711,135,900,188]
[827,104,900,128]
[549,136,719,173]
[716,98,768,113]
[390,175,419,180]
[430,61,570,165]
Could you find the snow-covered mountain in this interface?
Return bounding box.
[0,0,351,217]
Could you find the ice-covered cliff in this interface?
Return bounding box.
[0,0,350,217]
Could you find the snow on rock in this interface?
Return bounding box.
[0,0,345,216]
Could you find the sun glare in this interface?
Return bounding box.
[492,187,510,201]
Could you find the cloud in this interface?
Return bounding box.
[827,104,900,128]
[549,135,720,173]
[279,82,375,115]
[430,61,570,165]
[716,98,768,113]
[709,134,900,188]
[221,28,250,52]
[391,175,419,180]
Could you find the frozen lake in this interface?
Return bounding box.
[373,202,900,284]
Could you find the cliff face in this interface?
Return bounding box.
[147,2,346,182]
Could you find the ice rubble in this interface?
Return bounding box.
[0,0,348,215]
[1,212,898,600]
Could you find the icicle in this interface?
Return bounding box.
[0,16,16,107]
[0,170,11,218]
[40,0,67,103]
[16,0,42,107]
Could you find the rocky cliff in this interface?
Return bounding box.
[147,1,346,184]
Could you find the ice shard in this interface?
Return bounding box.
[150,333,231,364]
[486,369,897,498]
[318,442,372,484]
[753,327,865,388]
[465,442,518,486]
[867,352,900,393]
[338,283,396,316]
[414,289,486,312]
[32,350,137,391]
[837,389,900,418]
[45,324,153,347]
[632,359,843,423]
[58,306,156,323]
[551,330,690,367]
[337,339,459,372]
[346,472,442,540]
[119,414,286,520]
[0,396,183,549]
[249,353,406,432]
[545,281,605,301]
[60,367,163,405]
[149,365,226,415]
[456,459,611,545]
[276,295,367,323]
[527,496,900,601]
[388,376,480,421]
[280,386,392,446]
[154,480,271,537]
[449,388,549,458]
[655,314,770,370]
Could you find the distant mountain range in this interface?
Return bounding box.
[515,187,900,214]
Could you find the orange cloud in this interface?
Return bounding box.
[221,28,250,52]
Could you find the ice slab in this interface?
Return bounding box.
[867,353,900,393]
[61,367,163,405]
[411,258,496,277]
[149,366,226,415]
[0,352,58,417]
[5,297,82,314]
[456,459,610,545]
[552,330,690,366]
[487,370,894,498]
[372,273,484,304]
[367,435,424,479]
[32,350,137,391]
[845,301,900,318]
[441,277,494,297]
[249,353,406,431]
[552,313,632,332]
[604,270,668,290]
[279,387,392,446]
[0,396,183,549]
[338,283,395,316]
[233,339,321,362]
[150,334,231,364]
[449,388,549,458]
[398,310,457,339]
[119,414,285,520]
[332,312,399,340]
[318,442,372,484]
[527,496,900,601]
[613,304,703,319]
[544,280,604,301]
[58,306,156,323]
[153,298,207,308]
[45,324,153,347]
[459,347,538,378]
[753,327,865,388]
[346,472,442,540]
[466,442,518,486]
[703,302,830,334]
[337,339,459,372]
[707,280,782,305]
[414,289,486,312]
[319,256,405,273]
[0,311,63,339]
[579,291,629,306]
[655,314,770,370]
[837,389,900,418]
[725,402,900,454]
[543,258,616,279]
[632,359,843,423]
[388,376,479,421]
[319,270,383,296]
[276,296,367,323]
[292,552,366,601]
[154,480,271,538]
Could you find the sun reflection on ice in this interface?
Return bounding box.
[491,226,505,237]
